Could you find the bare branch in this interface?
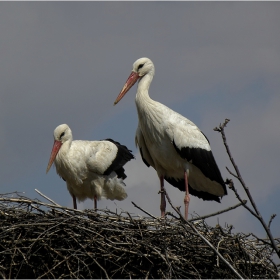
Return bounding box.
[226,166,238,178]
[131,201,157,219]
[35,189,61,206]
[0,192,278,278]
[215,118,280,259]
[163,187,245,279]
[189,200,247,222]
[268,214,277,230]
[226,179,259,219]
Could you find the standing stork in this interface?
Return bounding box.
[114,57,227,219]
[46,124,134,210]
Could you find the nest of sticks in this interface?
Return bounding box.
[0,192,279,279]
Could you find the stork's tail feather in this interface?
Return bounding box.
[103,176,128,201]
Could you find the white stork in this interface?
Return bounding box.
[114,57,227,219]
[46,124,134,210]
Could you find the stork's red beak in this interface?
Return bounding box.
[114,71,140,105]
[46,140,62,173]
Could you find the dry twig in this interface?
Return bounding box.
[214,119,280,259]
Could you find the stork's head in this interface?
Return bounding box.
[53,124,72,143]
[114,57,154,105]
[46,124,72,173]
[132,57,154,77]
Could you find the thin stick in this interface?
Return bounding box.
[226,179,259,219]
[35,189,60,206]
[163,187,244,279]
[189,200,247,222]
[93,258,110,279]
[38,257,69,279]
[131,201,157,219]
[268,214,276,230]
[0,197,82,214]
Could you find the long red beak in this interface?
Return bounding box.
[114,71,139,105]
[46,140,62,173]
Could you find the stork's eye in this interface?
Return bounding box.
[60,132,65,139]
[138,64,144,70]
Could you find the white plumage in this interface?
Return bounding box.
[46,124,134,209]
[114,57,227,219]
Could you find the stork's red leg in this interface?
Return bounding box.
[72,195,77,210]
[184,170,190,220]
[94,196,97,210]
[159,176,166,217]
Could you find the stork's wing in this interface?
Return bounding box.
[77,140,119,175]
[101,139,134,178]
[166,112,227,194]
[69,140,133,181]
[164,176,222,202]
[135,125,155,168]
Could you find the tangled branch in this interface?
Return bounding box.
[214,119,280,260]
[0,192,279,279]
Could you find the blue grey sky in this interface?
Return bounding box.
[0,2,279,243]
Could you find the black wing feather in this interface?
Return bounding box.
[164,176,221,202]
[101,138,134,179]
[140,147,150,167]
[172,139,227,196]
